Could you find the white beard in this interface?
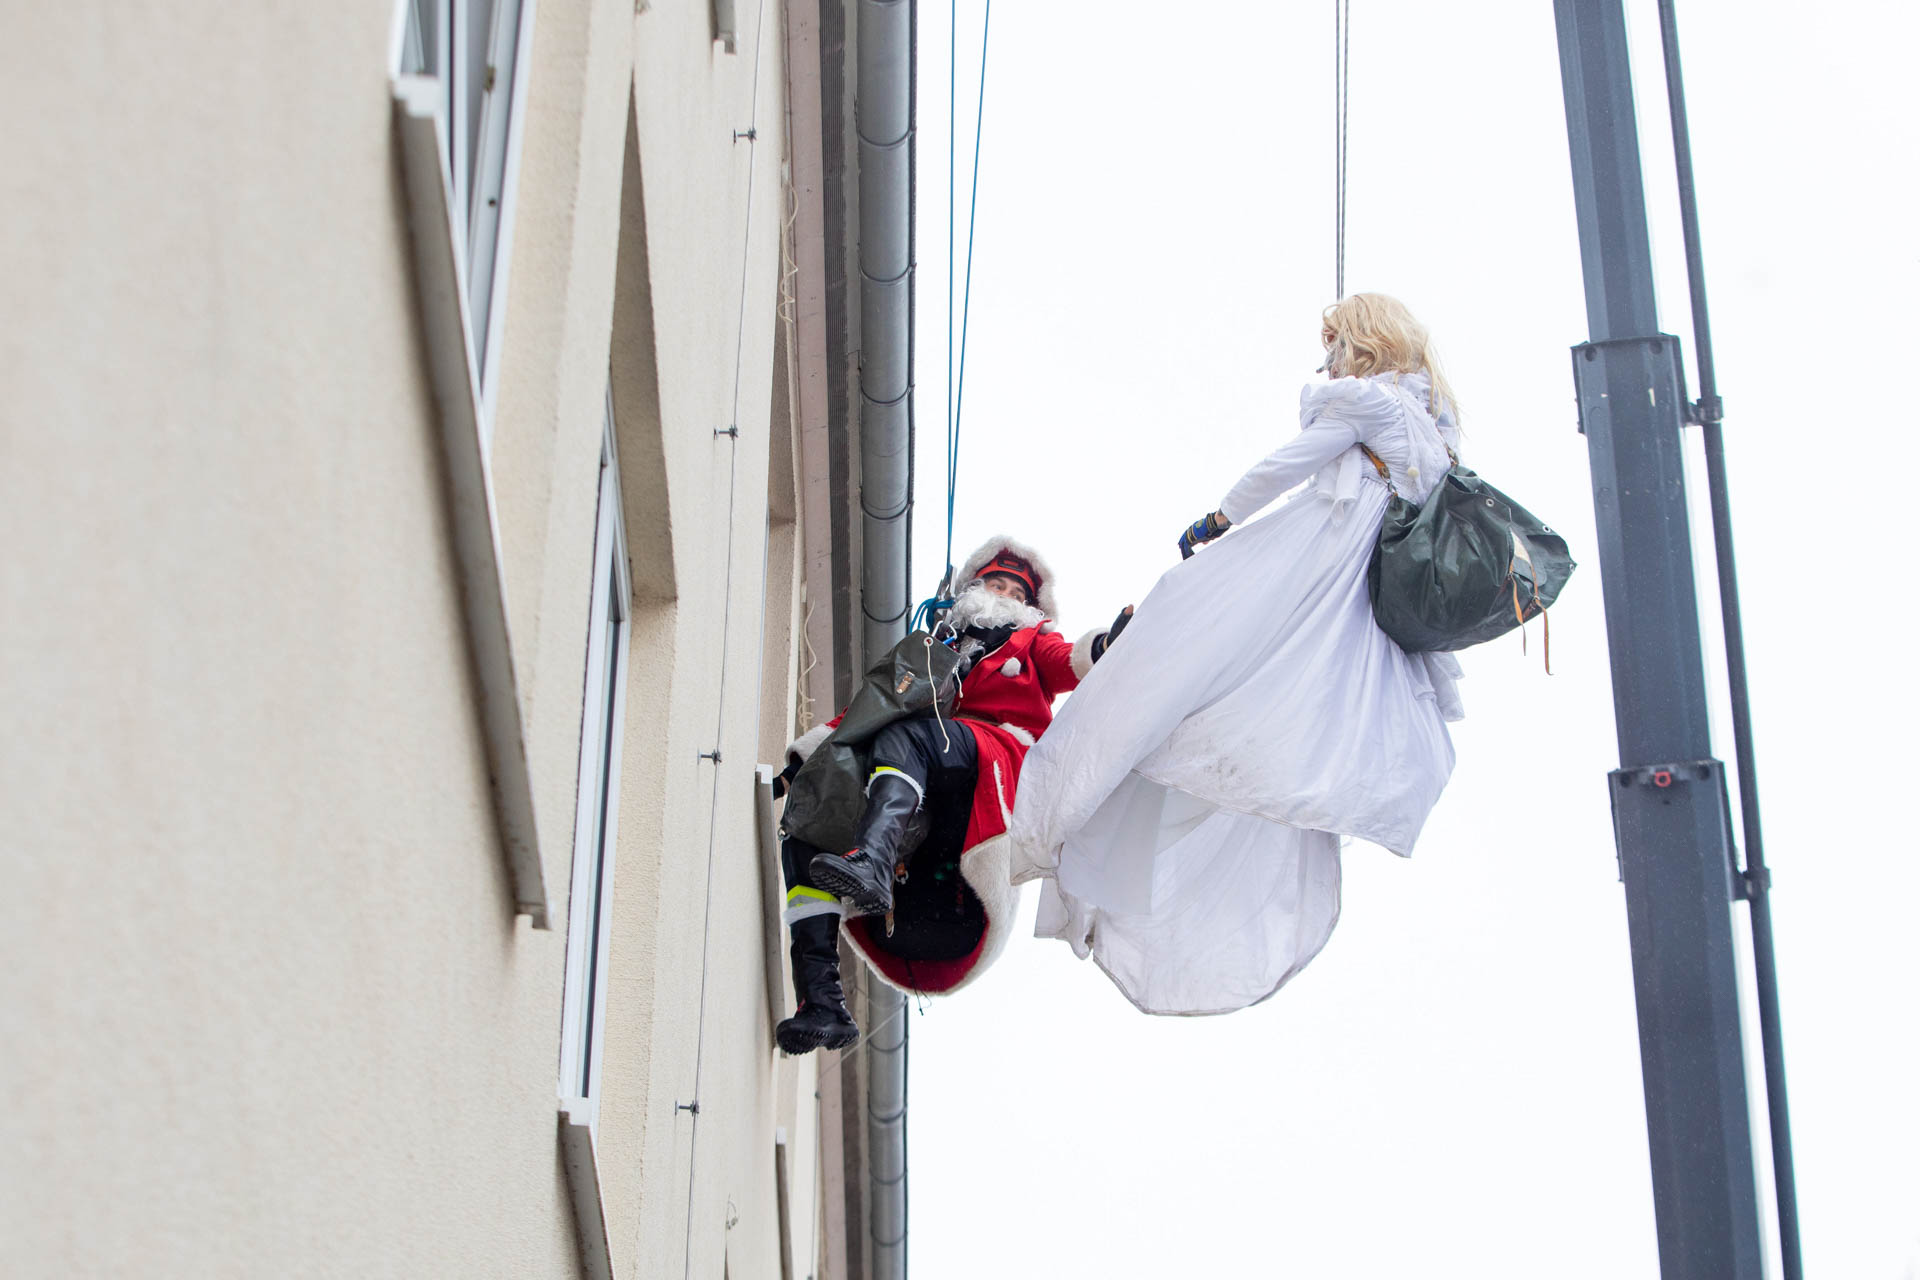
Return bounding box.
[946,581,1044,633]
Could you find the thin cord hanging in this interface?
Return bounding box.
[683,0,769,1273]
[948,0,990,574]
[945,0,957,574]
[1334,0,1350,301]
[811,995,918,1087]
[916,0,992,636]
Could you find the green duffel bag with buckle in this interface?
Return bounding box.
[779,630,963,853]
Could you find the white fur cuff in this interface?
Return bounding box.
[1070,628,1103,679]
[785,721,833,767]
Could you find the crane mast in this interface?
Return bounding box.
[1550,2,1797,1276]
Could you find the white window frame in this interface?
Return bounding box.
[389,0,551,928]
[389,0,535,444]
[560,393,632,1127]
[557,394,628,1280]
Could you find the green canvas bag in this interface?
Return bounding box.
[779,630,963,853]
[1361,447,1577,660]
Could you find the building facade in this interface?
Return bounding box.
[1,1,899,1276]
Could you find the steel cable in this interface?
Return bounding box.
[1334,0,1350,300]
[944,0,991,588]
[682,0,772,1272]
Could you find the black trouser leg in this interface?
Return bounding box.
[780,832,832,898]
[810,717,980,915]
[775,833,859,1055]
[869,717,979,811]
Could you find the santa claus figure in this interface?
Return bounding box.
[773,536,1132,1053]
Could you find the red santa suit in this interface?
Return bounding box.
[948,621,1085,854]
[801,536,1105,995]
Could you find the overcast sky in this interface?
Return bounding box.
[901,3,1919,1277]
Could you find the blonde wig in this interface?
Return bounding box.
[1320,293,1460,422]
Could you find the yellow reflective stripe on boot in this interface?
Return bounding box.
[783,885,846,926]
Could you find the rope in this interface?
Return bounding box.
[811,995,918,1088]
[924,632,951,753]
[947,0,991,583]
[777,180,800,327]
[1334,0,1351,300]
[917,0,993,631]
[945,0,957,575]
[796,599,818,732]
[909,594,954,633]
[683,0,769,1272]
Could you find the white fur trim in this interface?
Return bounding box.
[842,835,1025,998]
[997,722,1036,748]
[956,834,1023,984]
[843,762,1025,997]
[999,657,1022,678]
[961,759,1021,985]
[784,721,833,767]
[957,534,1062,621]
[1070,627,1102,679]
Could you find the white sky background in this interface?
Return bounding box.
[902,2,1920,1277]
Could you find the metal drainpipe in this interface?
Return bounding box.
[856,0,914,1275]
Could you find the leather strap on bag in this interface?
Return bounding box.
[1511,577,1552,675]
[1360,441,1458,492]
[1359,444,1397,496]
[1509,542,1553,675]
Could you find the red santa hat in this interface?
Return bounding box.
[956,535,1060,619]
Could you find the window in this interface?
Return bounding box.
[395,0,532,436]
[560,391,631,1123]
[389,0,549,927]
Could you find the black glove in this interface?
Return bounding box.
[1090,605,1135,664]
[1177,510,1232,559]
[772,756,803,800]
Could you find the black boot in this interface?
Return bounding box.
[810,772,923,917]
[775,914,859,1055]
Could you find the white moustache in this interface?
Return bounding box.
[947,582,1044,633]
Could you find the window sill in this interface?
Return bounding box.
[391,73,551,929]
[559,1100,615,1280]
[755,765,791,1036]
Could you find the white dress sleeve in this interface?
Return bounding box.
[1216,378,1399,524]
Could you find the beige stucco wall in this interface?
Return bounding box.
[596,6,821,1277]
[1,2,820,1277]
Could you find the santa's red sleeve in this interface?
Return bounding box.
[1032,628,1082,699]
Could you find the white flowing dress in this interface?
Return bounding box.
[1009,371,1465,1015]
